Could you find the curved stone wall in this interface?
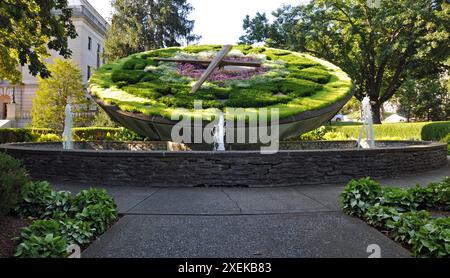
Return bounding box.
[0,141,447,187]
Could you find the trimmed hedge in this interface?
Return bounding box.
[333,121,450,141]
[0,153,30,215]
[0,127,144,143]
[0,128,55,144]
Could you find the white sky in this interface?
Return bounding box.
[87,0,308,44]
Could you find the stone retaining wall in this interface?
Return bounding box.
[0,141,447,187]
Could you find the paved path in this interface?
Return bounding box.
[53,157,449,258]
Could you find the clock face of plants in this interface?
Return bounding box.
[89,45,353,121]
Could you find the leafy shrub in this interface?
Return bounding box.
[340,178,383,218]
[387,211,431,244]
[72,189,117,235]
[37,133,61,142]
[0,153,30,215]
[59,219,94,246]
[15,234,68,258]
[75,204,117,236]
[44,191,74,219]
[72,127,144,141]
[421,122,450,141]
[411,217,450,258]
[0,128,56,143]
[408,185,437,210]
[16,181,53,218]
[298,126,330,140]
[323,131,349,141]
[380,187,418,212]
[363,205,401,229]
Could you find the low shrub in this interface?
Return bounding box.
[72,189,117,235]
[16,181,54,218]
[59,219,94,246]
[341,177,450,258]
[37,133,61,142]
[387,211,431,245]
[380,187,418,212]
[14,185,117,258]
[72,127,144,141]
[363,205,401,229]
[0,128,55,144]
[0,153,30,215]
[75,204,117,236]
[421,122,450,141]
[340,178,383,218]
[15,234,68,258]
[411,217,450,258]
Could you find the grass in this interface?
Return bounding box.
[89,45,353,121]
[331,121,450,141]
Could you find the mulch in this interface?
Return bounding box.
[0,216,33,258]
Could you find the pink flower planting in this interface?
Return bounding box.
[177,57,268,82]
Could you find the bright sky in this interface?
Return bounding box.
[87,0,308,44]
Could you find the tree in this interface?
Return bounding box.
[104,0,199,61]
[397,76,450,122]
[240,1,450,123]
[32,59,88,132]
[0,0,77,82]
[238,13,270,45]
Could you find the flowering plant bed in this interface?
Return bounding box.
[89,45,353,122]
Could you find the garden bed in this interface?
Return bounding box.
[0,152,118,258]
[341,177,450,258]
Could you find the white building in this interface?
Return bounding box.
[0,0,109,127]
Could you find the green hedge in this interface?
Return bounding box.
[0,128,55,144]
[333,121,450,141]
[0,127,143,143]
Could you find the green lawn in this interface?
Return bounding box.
[331,121,450,141]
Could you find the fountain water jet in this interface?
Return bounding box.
[62,103,73,150]
[213,113,226,151]
[358,97,375,149]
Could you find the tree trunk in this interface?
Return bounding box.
[371,103,382,124]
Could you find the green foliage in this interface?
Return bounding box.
[381,187,418,212]
[333,121,450,141]
[0,128,54,144]
[411,217,450,258]
[0,0,77,82]
[340,178,383,218]
[75,204,117,236]
[298,126,330,140]
[44,191,74,219]
[14,234,68,258]
[225,89,291,108]
[421,122,450,141]
[59,219,94,246]
[387,211,431,244]
[363,205,401,229]
[0,152,30,215]
[341,177,450,258]
[31,59,88,132]
[397,77,449,122]
[104,0,199,61]
[37,133,62,142]
[73,189,118,235]
[90,109,119,128]
[16,181,53,218]
[72,127,144,141]
[91,45,353,121]
[240,1,450,123]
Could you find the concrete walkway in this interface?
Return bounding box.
[54,158,449,258]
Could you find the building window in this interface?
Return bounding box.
[97,44,101,68]
[88,37,92,50]
[87,66,91,80]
